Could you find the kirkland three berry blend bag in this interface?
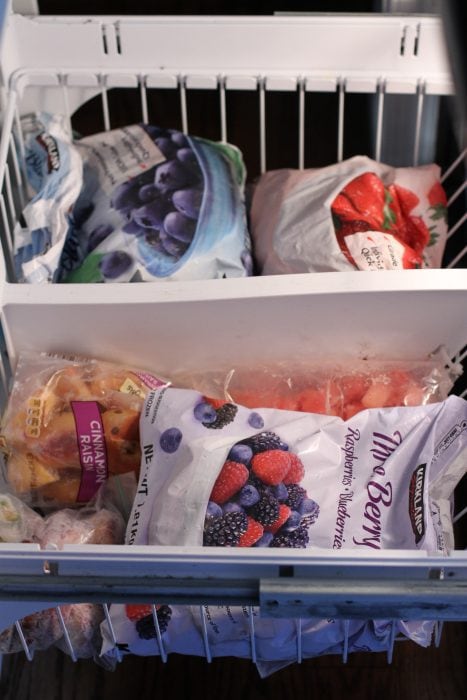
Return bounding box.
[101,388,467,671]
[17,112,252,283]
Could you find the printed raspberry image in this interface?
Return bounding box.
[203,430,320,550]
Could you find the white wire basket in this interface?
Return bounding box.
[0,10,465,665]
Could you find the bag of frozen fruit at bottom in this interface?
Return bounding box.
[0,352,169,507]
[101,387,467,670]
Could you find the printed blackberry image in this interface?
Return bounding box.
[135,605,172,639]
[284,484,306,510]
[240,431,289,454]
[271,525,310,548]
[203,403,238,429]
[203,511,248,546]
[249,493,280,526]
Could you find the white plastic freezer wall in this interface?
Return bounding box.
[0,8,465,664]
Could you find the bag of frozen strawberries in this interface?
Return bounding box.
[0,352,168,507]
[251,155,448,273]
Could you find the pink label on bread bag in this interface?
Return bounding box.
[133,371,167,390]
[71,401,108,502]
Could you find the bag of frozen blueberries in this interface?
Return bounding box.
[17,112,252,283]
[101,387,467,675]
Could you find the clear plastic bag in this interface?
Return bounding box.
[0,476,130,657]
[172,350,461,420]
[0,352,168,507]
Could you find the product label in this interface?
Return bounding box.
[409,464,426,544]
[344,231,406,270]
[132,371,167,391]
[25,397,44,438]
[76,125,166,194]
[71,401,108,502]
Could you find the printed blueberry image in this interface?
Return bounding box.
[283,510,302,532]
[122,220,147,236]
[172,188,203,220]
[138,184,159,203]
[227,443,253,465]
[206,501,223,519]
[193,401,217,424]
[111,181,138,215]
[142,124,165,140]
[87,224,114,252]
[155,136,178,160]
[134,199,171,229]
[238,484,260,507]
[159,230,189,258]
[177,148,198,168]
[171,132,189,148]
[273,482,289,502]
[159,427,183,453]
[98,251,132,279]
[254,532,274,548]
[222,502,245,515]
[163,211,197,243]
[248,412,264,429]
[155,160,195,193]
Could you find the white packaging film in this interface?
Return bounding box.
[102,388,467,672]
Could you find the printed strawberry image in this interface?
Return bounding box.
[330,171,432,268]
[203,432,320,549]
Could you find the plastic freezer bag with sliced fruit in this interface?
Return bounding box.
[172,352,461,419]
[17,113,252,283]
[102,387,467,665]
[0,352,168,507]
[251,155,448,274]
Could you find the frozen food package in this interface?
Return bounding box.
[17,113,252,283]
[173,351,462,420]
[250,156,448,273]
[0,492,43,543]
[102,387,467,667]
[0,478,127,657]
[0,352,168,507]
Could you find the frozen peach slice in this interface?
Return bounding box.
[296,388,326,414]
[361,381,393,409]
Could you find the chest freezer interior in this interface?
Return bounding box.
[0,11,466,668]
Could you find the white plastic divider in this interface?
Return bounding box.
[1,270,467,376]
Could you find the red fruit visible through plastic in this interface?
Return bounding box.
[283,453,306,484]
[251,450,292,486]
[238,517,264,546]
[265,504,292,534]
[210,461,249,504]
